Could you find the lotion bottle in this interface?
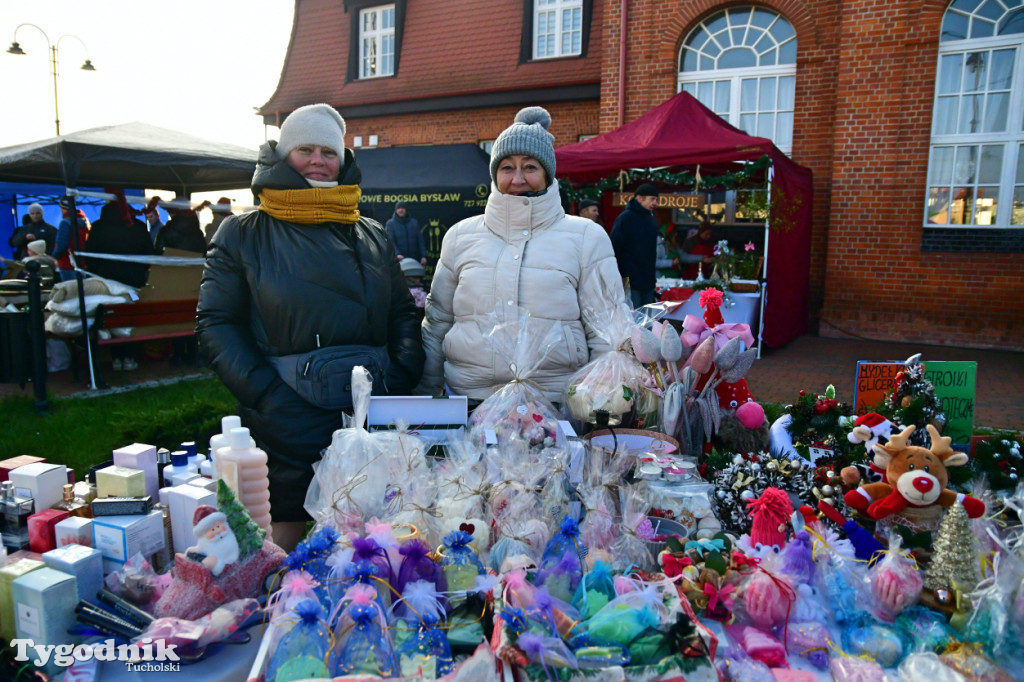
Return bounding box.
[216,427,272,538]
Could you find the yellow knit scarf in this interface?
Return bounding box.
[257,184,361,224]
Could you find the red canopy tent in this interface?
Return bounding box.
[555,92,813,348]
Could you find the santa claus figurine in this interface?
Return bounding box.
[187,505,239,577]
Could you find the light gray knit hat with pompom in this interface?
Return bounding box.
[276,103,347,162]
[489,106,555,185]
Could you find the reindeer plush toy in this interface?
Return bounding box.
[844,424,984,520]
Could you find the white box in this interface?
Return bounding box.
[112,443,159,499]
[188,477,218,492]
[12,567,79,675]
[43,544,103,603]
[10,462,69,511]
[368,395,468,446]
[54,516,93,548]
[92,510,164,570]
[167,484,216,554]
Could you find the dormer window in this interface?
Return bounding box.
[534,0,583,59]
[359,4,395,78]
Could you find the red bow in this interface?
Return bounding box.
[732,551,760,569]
[661,554,692,578]
[703,582,735,612]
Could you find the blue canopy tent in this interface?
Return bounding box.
[1,182,104,258]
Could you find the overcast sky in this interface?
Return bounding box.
[0,0,294,151]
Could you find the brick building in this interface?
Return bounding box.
[259,0,1024,351]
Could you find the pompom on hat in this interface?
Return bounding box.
[276,103,347,162]
[489,106,556,185]
[193,505,227,538]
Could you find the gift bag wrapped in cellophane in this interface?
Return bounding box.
[496,573,720,682]
[390,580,455,678]
[564,287,646,425]
[330,582,399,677]
[264,596,333,682]
[433,439,490,555]
[304,367,404,532]
[469,307,564,448]
[612,483,656,573]
[577,444,631,564]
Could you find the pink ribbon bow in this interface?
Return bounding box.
[680,315,754,360]
[703,582,735,612]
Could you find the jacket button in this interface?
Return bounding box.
[522,230,529,236]
[507,300,514,306]
[513,254,519,260]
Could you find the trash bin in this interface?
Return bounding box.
[0,309,31,384]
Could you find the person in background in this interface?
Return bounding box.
[0,239,56,286]
[400,257,428,314]
[143,200,165,246]
[155,198,207,254]
[83,191,155,372]
[203,197,233,244]
[679,221,716,279]
[385,200,427,266]
[421,106,625,405]
[656,229,681,278]
[52,196,90,282]
[578,198,600,223]
[10,204,57,259]
[610,183,660,309]
[196,103,424,552]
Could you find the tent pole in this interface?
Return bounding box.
[66,192,98,390]
[757,164,773,360]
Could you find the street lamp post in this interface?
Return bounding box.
[7,23,96,136]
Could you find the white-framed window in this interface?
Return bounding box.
[479,140,494,154]
[927,2,1024,227]
[677,7,797,154]
[534,0,583,59]
[359,4,395,79]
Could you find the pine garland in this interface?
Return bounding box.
[947,432,1024,490]
[783,385,860,465]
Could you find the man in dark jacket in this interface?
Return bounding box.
[385,201,426,265]
[155,202,207,254]
[610,183,660,309]
[196,103,423,550]
[9,203,58,259]
[84,201,154,288]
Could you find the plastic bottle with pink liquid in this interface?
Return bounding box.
[216,427,273,539]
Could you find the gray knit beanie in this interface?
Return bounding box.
[276,103,347,162]
[28,203,43,214]
[489,106,556,186]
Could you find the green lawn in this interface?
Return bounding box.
[1,376,236,477]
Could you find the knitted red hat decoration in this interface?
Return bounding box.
[747,487,793,549]
[699,288,725,327]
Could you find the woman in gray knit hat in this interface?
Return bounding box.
[420,107,626,404]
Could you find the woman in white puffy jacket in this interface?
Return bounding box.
[420,107,626,404]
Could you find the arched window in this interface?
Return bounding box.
[678,7,797,153]
[928,1,1024,226]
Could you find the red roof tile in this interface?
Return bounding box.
[260,0,604,117]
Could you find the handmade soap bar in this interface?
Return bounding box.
[12,567,79,675]
[0,456,46,483]
[167,484,216,553]
[28,509,70,554]
[43,544,103,604]
[0,558,43,643]
[112,443,159,499]
[95,465,146,499]
[55,516,93,547]
[92,510,164,573]
[9,463,69,510]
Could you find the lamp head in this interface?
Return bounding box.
[80,59,95,71]
[7,41,25,55]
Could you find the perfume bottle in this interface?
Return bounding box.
[54,484,91,518]
[1,481,34,551]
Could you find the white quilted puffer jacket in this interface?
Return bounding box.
[420,182,625,403]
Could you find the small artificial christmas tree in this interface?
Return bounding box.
[217,478,266,559]
[884,354,946,447]
[784,385,858,463]
[924,501,980,594]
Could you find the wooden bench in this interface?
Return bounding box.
[94,298,198,344]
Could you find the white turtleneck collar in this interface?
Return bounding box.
[483,182,564,243]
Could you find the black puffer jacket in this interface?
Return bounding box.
[195,144,424,520]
